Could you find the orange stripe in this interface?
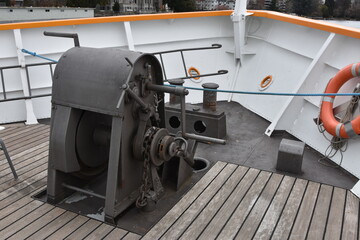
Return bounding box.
[0,10,233,30]
[249,10,360,39]
[1,10,360,39]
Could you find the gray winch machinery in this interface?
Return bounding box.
[46,32,225,223]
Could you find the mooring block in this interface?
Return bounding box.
[276,138,305,174]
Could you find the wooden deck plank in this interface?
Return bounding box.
[83,223,116,240]
[0,148,48,180]
[0,203,54,239]
[161,164,238,239]
[0,125,44,143]
[0,154,47,183]
[0,141,48,167]
[0,126,49,157]
[324,187,347,240]
[0,124,46,144]
[0,126,47,148]
[26,211,78,240]
[0,169,47,200]
[270,178,308,240]
[0,124,43,138]
[0,200,44,230]
[216,171,272,239]
[342,192,359,240]
[235,173,284,239]
[0,127,49,158]
[306,184,333,240]
[0,176,47,210]
[198,168,260,240]
[0,124,24,135]
[289,181,320,240]
[0,124,359,240]
[7,207,66,240]
[46,215,90,240]
[0,196,38,221]
[142,161,227,240]
[179,166,249,240]
[122,232,142,240]
[64,219,102,239]
[0,143,48,170]
[0,130,49,163]
[253,176,296,240]
[0,160,47,191]
[0,135,49,165]
[103,228,128,240]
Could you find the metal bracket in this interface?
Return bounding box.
[44,31,80,47]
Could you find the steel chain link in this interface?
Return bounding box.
[136,127,157,208]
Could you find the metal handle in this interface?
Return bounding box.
[44,31,80,47]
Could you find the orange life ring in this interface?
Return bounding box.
[320,63,360,138]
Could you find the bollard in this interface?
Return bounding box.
[202,82,219,111]
[168,79,185,105]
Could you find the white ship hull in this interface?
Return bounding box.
[1,9,360,178]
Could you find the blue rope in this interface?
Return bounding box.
[165,84,360,97]
[21,49,58,63]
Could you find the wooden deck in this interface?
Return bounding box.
[0,124,359,239]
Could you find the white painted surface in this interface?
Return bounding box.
[1,12,360,178]
[351,180,360,198]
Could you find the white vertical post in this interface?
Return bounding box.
[124,21,135,51]
[228,0,249,101]
[13,29,38,125]
[232,0,248,62]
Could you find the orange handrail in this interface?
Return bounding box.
[0,11,233,30]
[1,9,360,40]
[249,10,360,39]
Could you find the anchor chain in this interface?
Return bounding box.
[136,127,157,208]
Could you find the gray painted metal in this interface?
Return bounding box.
[0,138,18,179]
[276,138,305,174]
[47,46,218,225]
[165,103,227,139]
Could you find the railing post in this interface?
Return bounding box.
[13,29,38,125]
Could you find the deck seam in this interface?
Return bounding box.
[3,204,55,239]
[304,183,322,240]
[0,176,47,211]
[176,165,240,239]
[286,180,310,240]
[0,158,47,189]
[214,169,262,239]
[321,186,335,240]
[0,145,48,169]
[233,172,275,239]
[194,167,251,239]
[339,190,348,240]
[268,176,297,239]
[62,218,92,239]
[82,220,105,239]
[24,210,70,239]
[0,200,45,229]
[0,169,47,201]
[249,174,286,240]
[0,126,49,151]
[157,163,229,239]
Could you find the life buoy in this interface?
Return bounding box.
[320,63,360,138]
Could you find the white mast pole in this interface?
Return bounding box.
[228,0,249,102]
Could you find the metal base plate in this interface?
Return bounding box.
[33,161,211,235]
